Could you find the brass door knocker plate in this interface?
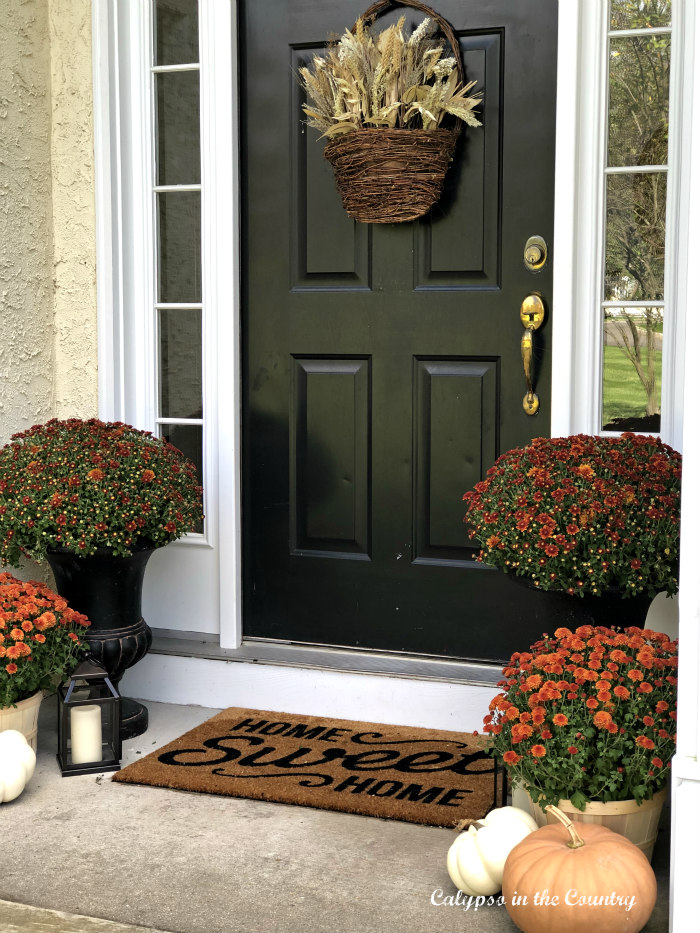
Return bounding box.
[520,294,546,330]
[520,294,545,415]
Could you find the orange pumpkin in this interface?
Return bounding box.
[501,805,657,933]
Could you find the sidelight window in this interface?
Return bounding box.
[600,1,672,433]
[152,0,204,530]
[96,0,237,638]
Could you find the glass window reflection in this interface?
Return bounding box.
[158,192,202,303]
[605,172,666,302]
[159,308,202,420]
[607,35,670,168]
[609,0,671,31]
[602,307,663,432]
[156,72,201,186]
[155,0,199,66]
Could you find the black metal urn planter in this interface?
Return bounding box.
[0,418,203,741]
[46,545,155,739]
[504,571,656,633]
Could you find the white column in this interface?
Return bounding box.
[670,2,700,930]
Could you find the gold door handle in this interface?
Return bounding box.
[520,294,545,415]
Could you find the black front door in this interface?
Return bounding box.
[240,0,558,663]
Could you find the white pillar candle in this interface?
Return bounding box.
[70,705,103,765]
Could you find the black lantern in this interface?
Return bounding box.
[57,657,122,776]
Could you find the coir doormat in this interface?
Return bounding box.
[113,707,504,828]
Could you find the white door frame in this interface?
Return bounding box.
[669,4,700,931]
[95,0,581,652]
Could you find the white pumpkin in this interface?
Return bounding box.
[447,806,538,896]
[0,729,37,803]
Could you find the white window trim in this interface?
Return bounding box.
[672,1,700,926]
[198,0,240,648]
[556,0,686,448]
[549,0,581,437]
[93,0,241,648]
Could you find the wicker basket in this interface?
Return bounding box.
[512,784,668,863]
[547,790,668,863]
[325,127,459,223]
[0,690,44,752]
[324,0,465,224]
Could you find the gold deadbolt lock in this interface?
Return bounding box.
[524,235,547,272]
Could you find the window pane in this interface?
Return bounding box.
[156,72,201,186]
[160,423,204,532]
[610,0,671,30]
[608,36,670,167]
[158,192,201,303]
[159,308,202,419]
[155,0,198,66]
[602,307,662,432]
[605,172,666,301]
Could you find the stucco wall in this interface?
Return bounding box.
[1,0,96,581]
[0,0,55,444]
[48,0,98,419]
[0,0,97,451]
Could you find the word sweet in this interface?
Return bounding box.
[158,716,494,805]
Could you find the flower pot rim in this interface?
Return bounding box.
[505,570,658,600]
[46,542,159,558]
[553,786,668,814]
[0,688,45,712]
[514,781,669,815]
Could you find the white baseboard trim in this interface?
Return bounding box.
[120,653,497,733]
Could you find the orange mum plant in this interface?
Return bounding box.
[484,624,678,811]
[0,419,203,563]
[0,573,90,708]
[462,433,681,598]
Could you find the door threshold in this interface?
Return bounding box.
[149,628,503,687]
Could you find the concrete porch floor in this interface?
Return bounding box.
[1,697,671,933]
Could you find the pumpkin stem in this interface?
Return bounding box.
[454,818,485,832]
[545,804,586,849]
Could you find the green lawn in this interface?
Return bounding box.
[602,345,662,424]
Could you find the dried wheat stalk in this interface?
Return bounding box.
[300,15,482,138]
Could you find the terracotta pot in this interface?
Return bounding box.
[0,690,44,752]
[512,783,667,862]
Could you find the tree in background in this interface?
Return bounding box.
[604,1,670,420]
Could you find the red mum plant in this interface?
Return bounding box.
[0,573,90,707]
[0,419,203,564]
[462,434,681,598]
[484,624,678,811]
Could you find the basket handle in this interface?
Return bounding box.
[354,0,465,85]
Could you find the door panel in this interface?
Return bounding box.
[291,357,371,559]
[241,0,558,663]
[415,32,501,287]
[290,44,371,290]
[413,358,499,565]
